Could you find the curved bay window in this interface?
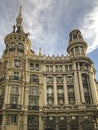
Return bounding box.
[82,74,91,104]
[30,75,39,83]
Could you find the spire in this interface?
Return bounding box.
[12,6,30,37]
[15,6,24,33]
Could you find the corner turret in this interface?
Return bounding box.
[4,6,32,55]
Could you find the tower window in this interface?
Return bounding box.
[18,44,24,52]
[9,43,16,51]
[75,47,80,55]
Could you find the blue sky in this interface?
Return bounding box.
[0,0,98,79]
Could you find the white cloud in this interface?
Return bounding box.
[81,5,98,53]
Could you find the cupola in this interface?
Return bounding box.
[67,29,88,57]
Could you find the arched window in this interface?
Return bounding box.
[18,44,24,52]
[30,74,39,83]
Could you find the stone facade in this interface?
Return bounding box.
[0,6,98,130]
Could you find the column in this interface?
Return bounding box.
[23,112,27,130]
[2,112,6,130]
[21,84,24,110]
[43,75,47,105]
[3,83,10,109]
[89,72,98,104]
[64,75,69,105]
[54,76,57,105]
[39,115,44,130]
[73,62,81,104]
[67,117,70,130]
[78,71,85,103]
[24,86,28,110]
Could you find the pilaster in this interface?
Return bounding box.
[54,76,57,105]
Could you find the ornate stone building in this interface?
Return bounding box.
[0,6,98,130]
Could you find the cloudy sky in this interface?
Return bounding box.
[0,0,98,79]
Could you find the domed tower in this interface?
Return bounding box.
[4,6,32,56]
[67,29,87,57]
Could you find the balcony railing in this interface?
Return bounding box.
[6,104,21,109]
[9,76,22,81]
[28,106,39,110]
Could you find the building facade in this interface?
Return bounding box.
[0,6,98,130]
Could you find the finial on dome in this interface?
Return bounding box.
[15,5,24,33]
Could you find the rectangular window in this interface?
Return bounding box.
[30,87,38,96]
[35,64,39,71]
[11,85,19,94]
[46,77,53,84]
[0,87,4,96]
[10,97,18,104]
[7,114,17,124]
[67,85,75,104]
[65,65,68,71]
[28,115,39,129]
[47,86,53,95]
[0,115,2,124]
[46,65,53,72]
[55,65,62,72]
[56,77,63,83]
[47,98,54,105]
[46,65,49,72]
[29,97,38,106]
[66,76,73,84]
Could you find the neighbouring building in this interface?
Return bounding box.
[0,6,98,130]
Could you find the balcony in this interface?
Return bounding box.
[28,106,39,110]
[6,104,21,109]
[57,94,64,97]
[9,76,22,81]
